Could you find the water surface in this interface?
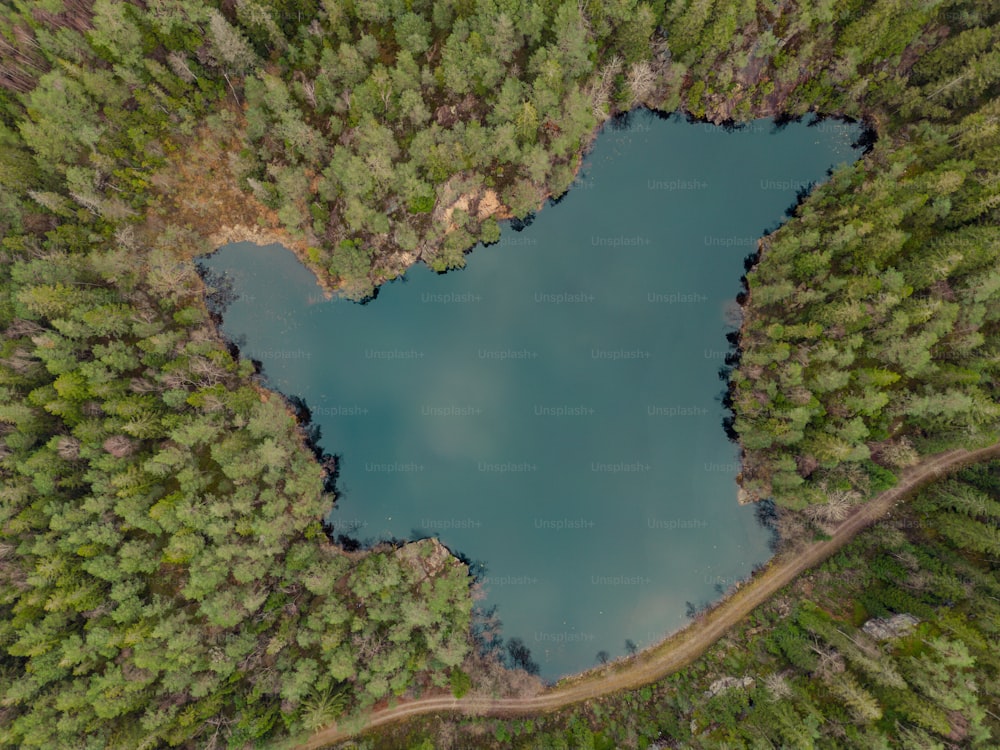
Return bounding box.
[203,112,862,677]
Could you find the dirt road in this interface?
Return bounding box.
[295,444,1000,749]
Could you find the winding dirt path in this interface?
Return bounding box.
[295,444,1000,749]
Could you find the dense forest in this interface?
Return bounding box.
[0,246,474,746]
[0,0,998,747]
[731,16,1000,506]
[372,462,1000,748]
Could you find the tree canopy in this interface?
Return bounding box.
[0,0,999,746]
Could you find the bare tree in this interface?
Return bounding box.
[627,61,656,106]
[103,435,136,458]
[56,436,81,460]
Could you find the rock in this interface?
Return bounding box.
[476,189,501,220]
[435,104,457,127]
[704,675,755,698]
[393,537,458,580]
[862,613,919,641]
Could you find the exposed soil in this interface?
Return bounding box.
[435,177,512,234]
[141,111,336,297]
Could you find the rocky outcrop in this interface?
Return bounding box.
[393,537,460,581]
[704,675,755,698]
[862,613,919,641]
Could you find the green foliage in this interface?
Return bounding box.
[450,668,472,698]
[0,6,475,739]
[733,39,1000,505]
[407,464,1000,749]
[328,239,375,299]
[2,0,1000,747]
[0,240,473,746]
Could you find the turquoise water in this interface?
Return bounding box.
[202,111,862,678]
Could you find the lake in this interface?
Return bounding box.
[202,111,863,678]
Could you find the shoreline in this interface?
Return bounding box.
[208,222,339,299]
[201,106,873,510]
[194,105,880,713]
[291,443,1000,749]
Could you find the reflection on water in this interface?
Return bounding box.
[202,111,863,678]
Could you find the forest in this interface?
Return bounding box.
[0,0,998,747]
[730,20,1000,506]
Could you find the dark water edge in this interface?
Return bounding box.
[198,110,864,678]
